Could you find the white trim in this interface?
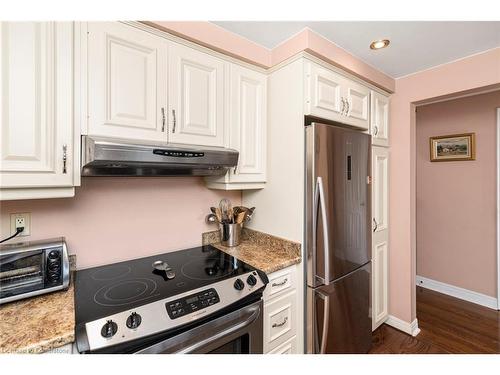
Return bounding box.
[497,108,500,310]
[385,315,420,337]
[416,275,498,310]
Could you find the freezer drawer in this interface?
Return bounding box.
[307,263,371,354]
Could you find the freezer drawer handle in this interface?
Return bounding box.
[271,278,288,287]
[315,176,331,285]
[272,316,288,328]
[373,218,378,232]
[317,291,330,354]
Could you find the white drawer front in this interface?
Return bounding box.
[264,267,296,300]
[264,291,296,352]
[267,335,297,354]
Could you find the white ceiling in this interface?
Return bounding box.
[211,21,500,78]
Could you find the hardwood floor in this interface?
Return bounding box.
[369,286,500,354]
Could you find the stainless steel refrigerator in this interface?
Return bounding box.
[305,121,372,354]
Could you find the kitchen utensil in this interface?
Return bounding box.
[210,207,217,214]
[219,198,232,223]
[206,213,218,224]
[214,208,223,223]
[235,211,246,224]
[245,207,256,222]
[152,260,175,280]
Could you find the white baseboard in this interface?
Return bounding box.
[385,315,420,336]
[416,275,498,310]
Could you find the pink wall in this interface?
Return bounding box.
[390,47,500,322]
[416,91,500,297]
[146,22,395,93]
[0,178,240,269]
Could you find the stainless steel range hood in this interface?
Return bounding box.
[81,136,239,177]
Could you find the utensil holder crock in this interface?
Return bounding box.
[219,222,243,247]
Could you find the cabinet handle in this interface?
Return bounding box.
[62,145,67,174]
[172,109,176,133]
[161,107,166,132]
[373,125,379,136]
[272,316,288,328]
[340,97,346,115]
[271,278,288,287]
[373,218,378,232]
[345,98,350,116]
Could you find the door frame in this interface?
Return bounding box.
[496,108,500,309]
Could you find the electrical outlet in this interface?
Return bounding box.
[10,213,31,237]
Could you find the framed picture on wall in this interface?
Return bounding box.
[429,133,476,162]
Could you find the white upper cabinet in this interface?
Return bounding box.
[87,22,168,142]
[370,90,390,147]
[206,64,267,190]
[343,80,370,129]
[168,42,225,147]
[305,62,344,120]
[371,146,389,330]
[0,22,75,199]
[305,61,369,130]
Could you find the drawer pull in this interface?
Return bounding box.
[271,278,288,287]
[272,316,288,328]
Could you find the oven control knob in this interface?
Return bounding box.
[233,278,245,291]
[101,320,118,338]
[126,312,142,329]
[246,274,257,286]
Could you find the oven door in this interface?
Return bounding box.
[135,299,263,354]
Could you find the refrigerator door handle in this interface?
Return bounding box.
[317,290,331,354]
[315,176,331,285]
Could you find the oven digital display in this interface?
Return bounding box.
[186,296,199,304]
[166,288,220,320]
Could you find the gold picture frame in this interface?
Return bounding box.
[429,133,476,162]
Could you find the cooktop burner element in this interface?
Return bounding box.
[93,278,159,307]
[74,245,268,353]
[91,265,131,281]
[180,258,237,281]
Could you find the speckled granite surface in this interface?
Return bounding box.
[0,256,76,354]
[203,228,301,274]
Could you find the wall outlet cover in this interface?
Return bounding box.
[10,213,31,237]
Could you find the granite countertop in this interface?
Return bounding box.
[203,228,301,274]
[0,279,75,354]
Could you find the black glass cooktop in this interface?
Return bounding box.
[75,245,257,324]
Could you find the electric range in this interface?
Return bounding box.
[74,245,268,353]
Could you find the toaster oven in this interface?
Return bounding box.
[0,238,70,304]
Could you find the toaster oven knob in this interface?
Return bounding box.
[246,274,257,286]
[101,320,118,338]
[48,250,60,260]
[126,312,142,329]
[233,278,245,291]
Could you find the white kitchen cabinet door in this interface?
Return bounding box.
[343,79,370,130]
[0,22,74,196]
[206,64,266,190]
[371,91,390,147]
[168,42,225,147]
[371,146,389,330]
[87,22,167,142]
[229,65,266,184]
[305,61,344,123]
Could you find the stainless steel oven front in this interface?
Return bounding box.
[136,299,263,354]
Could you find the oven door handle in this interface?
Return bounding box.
[135,300,261,354]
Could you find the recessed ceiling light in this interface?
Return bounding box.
[370,39,390,50]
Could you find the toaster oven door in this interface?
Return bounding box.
[0,250,45,299]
